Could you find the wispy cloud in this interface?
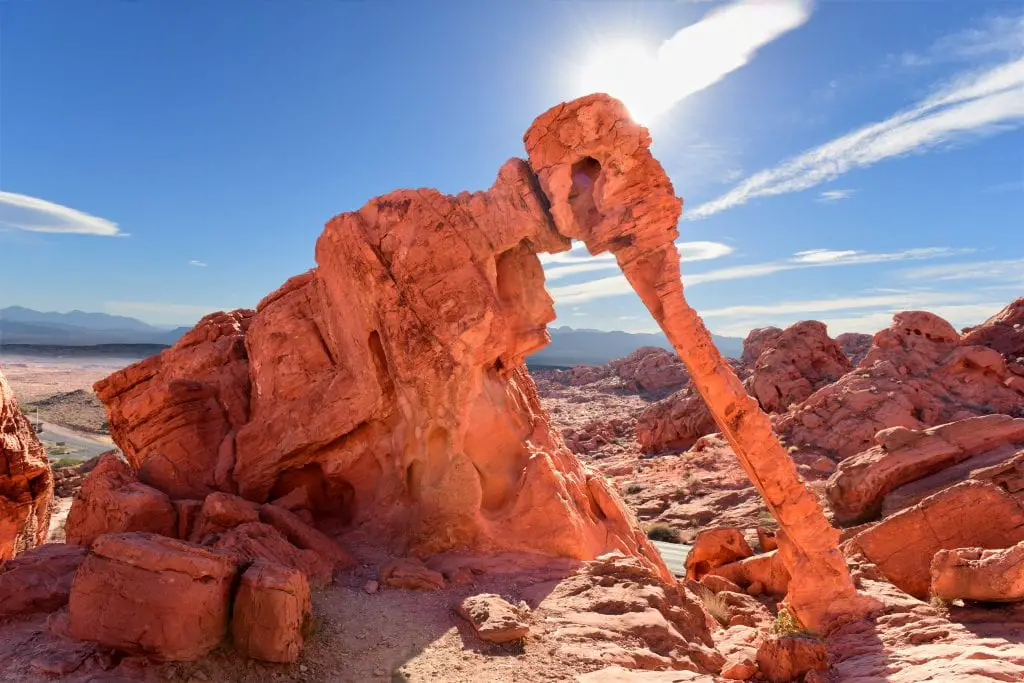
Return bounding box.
[0,191,123,236]
[817,189,856,202]
[549,246,968,304]
[896,13,1024,68]
[699,290,975,319]
[575,0,813,122]
[542,241,733,281]
[903,258,1024,283]
[188,260,208,268]
[688,55,1024,218]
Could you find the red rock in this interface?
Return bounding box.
[961,297,1024,359]
[64,453,177,547]
[189,492,260,542]
[259,503,352,570]
[457,593,530,643]
[755,635,828,683]
[232,562,311,663]
[173,499,202,540]
[779,311,1024,458]
[685,528,753,580]
[68,532,238,661]
[0,543,87,618]
[0,366,53,561]
[210,521,333,587]
[741,327,783,366]
[930,539,1024,602]
[698,574,742,594]
[708,550,791,598]
[609,347,690,396]
[836,332,873,367]
[636,386,717,453]
[756,527,777,552]
[827,414,1024,524]
[745,321,852,413]
[93,310,253,499]
[851,481,1024,598]
[380,557,446,590]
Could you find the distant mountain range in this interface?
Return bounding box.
[528,326,744,367]
[0,306,189,346]
[0,307,744,367]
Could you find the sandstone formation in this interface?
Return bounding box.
[961,297,1024,359]
[755,636,828,683]
[0,366,53,561]
[741,327,782,366]
[744,321,851,413]
[836,332,873,367]
[684,527,753,580]
[68,532,238,661]
[524,95,875,631]
[64,452,177,547]
[636,385,717,453]
[827,414,1024,524]
[779,311,1024,458]
[0,543,86,618]
[231,562,312,662]
[849,480,1024,598]
[930,540,1024,602]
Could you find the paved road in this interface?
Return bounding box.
[651,540,692,577]
[37,422,116,462]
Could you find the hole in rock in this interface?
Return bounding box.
[406,460,424,503]
[269,463,356,526]
[569,156,603,234]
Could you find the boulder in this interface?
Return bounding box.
[259,503,353,569]
[684,528,753,580]
[961,297,1024,359]
[851,481,1024,598]
[778,311,1024,458]
[64,453,177,547]
[0,367,53,561]
[380,557,446,590]
[232,562,311,663]
[189,492,260,542]
[741,327,783,366]
[708,550,791,598]
[836,332,873,367]
[457,593,530,643]
[211,521,333,586]
[930,539,1024,602]
[744,321,851,413]
[93,310,253,499]
[827,415,1024,524]
[0,543,87,618]
[756,635,828,683]
[609,347,690,396]
[68,532,238,661]
[636,386,717,453]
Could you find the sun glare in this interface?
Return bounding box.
[576,42,667,125]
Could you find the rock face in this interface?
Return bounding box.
[850,481,1024,598]
[636,385,717,453]
[68,532,238,661]
[827,415,1024,524]
[930,540,1024,602]
[779,311,1024,458]
[961,297,1024,360]
[524,94,875,631]
[744,321,851,413]
[232,562,311,663]
[0,543,87,618]
[609,347,690,396]
[684,527,753,580]
[0,366,53,561]
[64,453,177,547]
[741,328,782,366]
[92,151,663,579]
[836,332,873,367]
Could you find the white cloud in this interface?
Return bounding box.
[698,290,974,319]
[0,191,123,236]
[574,0,813,122]
[687,56,1024,219]
[898,13,1024,67]
[188,260,208,268]
[679,241,735,262]
[818,189,856,202]
[903,258,1024,282]
[549,246,967,304]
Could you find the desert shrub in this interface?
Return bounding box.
[645,523,680,543]
[50,457,80,469]
[772,607,809,637]
[625,483,645,495]
[694,586,730,626]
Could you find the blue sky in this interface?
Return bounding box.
[1,0,1021,337]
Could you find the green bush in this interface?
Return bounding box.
[645,523,680,543]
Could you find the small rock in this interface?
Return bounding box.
[746,581,764,597]
[457,594,530,644]
[380,557,446,591]
[363,580,379,594]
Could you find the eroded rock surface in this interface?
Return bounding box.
[931,540,1024,602]
[232,562,312,663]
[0,366,53,561]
